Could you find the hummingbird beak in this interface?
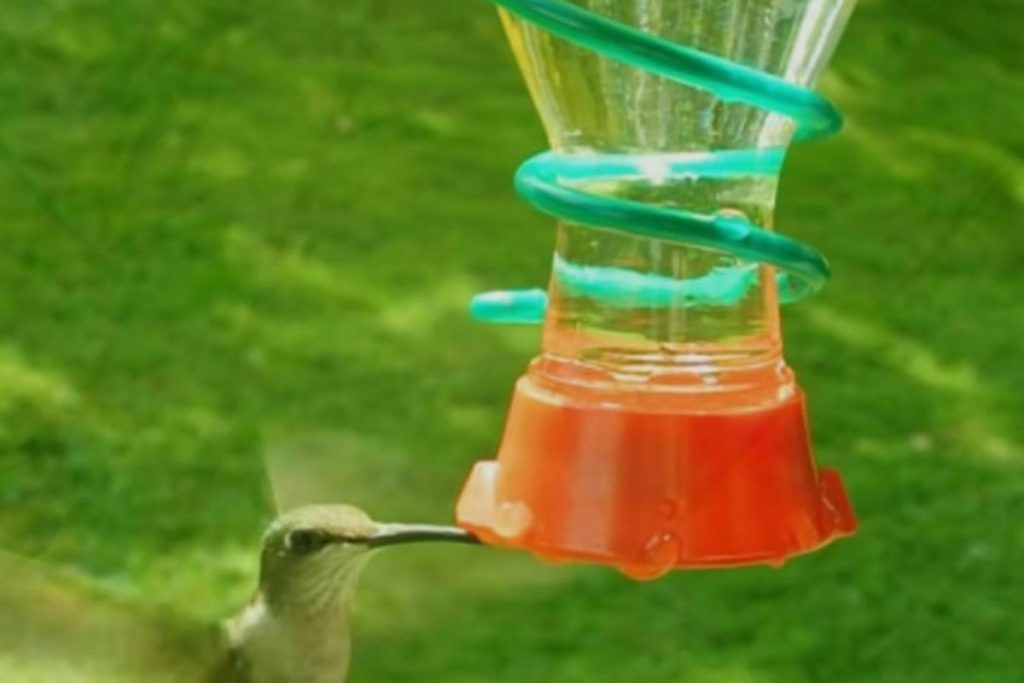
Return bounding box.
[366,523,480,548]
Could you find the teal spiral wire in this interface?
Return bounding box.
[471,0,841,325]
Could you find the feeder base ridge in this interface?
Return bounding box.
[456,377,856,579]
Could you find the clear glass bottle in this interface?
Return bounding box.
[501,0,855,410]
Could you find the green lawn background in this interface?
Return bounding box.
[0,0,1022,681]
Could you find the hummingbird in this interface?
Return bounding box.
[212,504,478,683]
[0,505,479,683]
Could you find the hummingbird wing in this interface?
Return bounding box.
[0,550,228,683]
[201,638,251,683]
[263,430,387,512]
[261,429,434,518]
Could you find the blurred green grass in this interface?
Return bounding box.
[0,0,1022,681]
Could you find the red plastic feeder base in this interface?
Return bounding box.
[457,379,856,579]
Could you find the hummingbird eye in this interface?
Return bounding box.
[286,530,330,554]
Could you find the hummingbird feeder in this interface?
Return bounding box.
[456,0,858,579]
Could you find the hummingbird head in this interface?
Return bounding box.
[258,504,477,617]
